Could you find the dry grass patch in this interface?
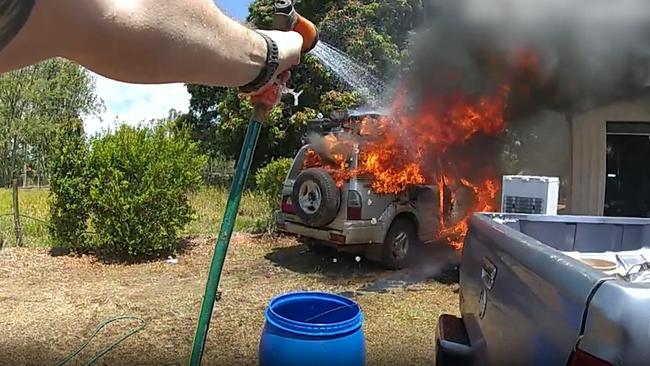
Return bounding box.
[0,235,458,365]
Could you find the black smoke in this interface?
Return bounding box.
[405,0,650,116]
[361,0,649,221]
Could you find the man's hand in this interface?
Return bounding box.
[243,30,303,110]
[247,70,292,110]
[258,30,303,87]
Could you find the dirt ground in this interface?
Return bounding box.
[0,235,460,366]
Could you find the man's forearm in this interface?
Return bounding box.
[0,0,268,86]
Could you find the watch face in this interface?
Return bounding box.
[479,288,487,319]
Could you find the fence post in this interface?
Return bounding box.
[12,179,23,247]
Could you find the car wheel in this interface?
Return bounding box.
[292,168,340,227]
[382,218,417,270]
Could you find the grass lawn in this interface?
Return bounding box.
[184,186,275,236]
[0,185,460,365]
[0,234,460,365]
[0,188,51,247]
[0,186,275,248]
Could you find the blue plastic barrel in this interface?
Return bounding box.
[259,292,365,366]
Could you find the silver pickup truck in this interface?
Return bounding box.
[436,213,650,366]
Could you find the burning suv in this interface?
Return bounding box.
[276,110,451,269]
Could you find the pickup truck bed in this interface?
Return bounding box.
[436,213,650,366]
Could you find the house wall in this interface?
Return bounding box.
[569,95,650,215]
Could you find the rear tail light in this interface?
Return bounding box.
[281,196,296,214]
[347,190,362,220]
[568,349,613,366]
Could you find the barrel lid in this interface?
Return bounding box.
[265,291,364,337]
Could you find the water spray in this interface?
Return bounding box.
[188,2,318,365]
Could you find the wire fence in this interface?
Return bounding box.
[0,213,52,248]
[0,212,101,249]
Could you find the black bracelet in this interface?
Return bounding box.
[239,31,280,93]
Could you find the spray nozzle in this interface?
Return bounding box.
[273,0,319,53]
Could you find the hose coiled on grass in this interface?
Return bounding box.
[54,316,146,366]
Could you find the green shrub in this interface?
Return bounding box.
[255,158,293,201]
[86,124,206,257]
[47,119,90,250]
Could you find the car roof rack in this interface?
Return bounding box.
[305,118,344,135]
[305,109,388,135]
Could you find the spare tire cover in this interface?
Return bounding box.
[292,168,341,227]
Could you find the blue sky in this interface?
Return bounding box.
[218,0,253,21]
[85,0,253,135]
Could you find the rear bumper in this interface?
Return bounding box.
[435,314,473,366]
[275,211,385,245]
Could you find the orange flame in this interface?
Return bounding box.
[439,177,501,249]
[300,50,539,250]
[303,147,353,188]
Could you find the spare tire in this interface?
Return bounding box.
[292,168,340,227]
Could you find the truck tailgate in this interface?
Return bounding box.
[459,214,607,365]
[578,280,650,364]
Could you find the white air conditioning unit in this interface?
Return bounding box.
[501,175,559,215]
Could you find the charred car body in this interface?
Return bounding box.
[276,110,454,269]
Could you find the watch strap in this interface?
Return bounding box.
[239,31,280,94]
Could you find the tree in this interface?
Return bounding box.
[0,59,101,246]
[48,118,91,250]
[0,59,102,188]
[180,0,423,171]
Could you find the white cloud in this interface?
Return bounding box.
[83,71,191,136]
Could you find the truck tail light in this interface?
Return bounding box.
[347,190,362,220]
[281,196,296,214]
[568,349,613,366]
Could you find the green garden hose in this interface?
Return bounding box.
[189,2,319,364]
[54,316,146,366]
[189,119,263,366]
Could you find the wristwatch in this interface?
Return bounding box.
[239,31,280,94]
